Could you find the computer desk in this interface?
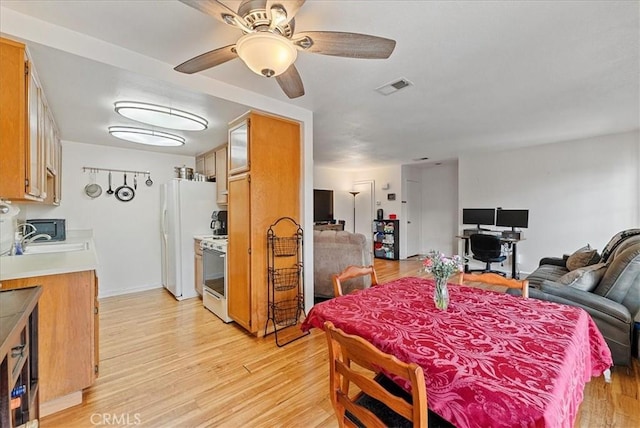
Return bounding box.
[457,234,525,279]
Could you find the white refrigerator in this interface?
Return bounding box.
[161,179,218,300]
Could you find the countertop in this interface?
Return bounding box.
[0,230,99,281]
[0,286,42,359]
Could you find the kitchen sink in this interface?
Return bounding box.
[23,241,89,254]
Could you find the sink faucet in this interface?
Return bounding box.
[22,233,52,249]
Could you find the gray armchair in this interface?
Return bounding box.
[526,230,640,366]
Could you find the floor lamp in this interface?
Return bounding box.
[349,191,360,233]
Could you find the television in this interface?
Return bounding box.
[462,208,495,229]
[496,209,529,230]
[314,189,334,223]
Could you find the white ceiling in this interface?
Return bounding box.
[1,1,638,168]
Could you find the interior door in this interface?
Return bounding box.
[406,179,421,257]
[353,180,374,250]
[227,173,252,331]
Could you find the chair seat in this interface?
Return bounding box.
[473,254,506,263]
[347,375,454,428]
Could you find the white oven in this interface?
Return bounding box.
[201,238,232,323]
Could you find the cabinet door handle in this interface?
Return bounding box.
[11,344,26,358]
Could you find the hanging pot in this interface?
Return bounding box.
[84,170,102,198]
[115,173,135,202]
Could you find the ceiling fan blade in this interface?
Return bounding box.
[293,31,396,59]
[276,64,305,99]
[179,0,252,32]
[267,0,305,25]
[174,45,238,74]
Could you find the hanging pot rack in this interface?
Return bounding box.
[82,166,150,176]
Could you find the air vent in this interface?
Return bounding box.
[375,78,413,95]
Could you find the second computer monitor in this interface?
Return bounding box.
[496,209,529,229]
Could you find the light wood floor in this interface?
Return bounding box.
[42,258,639,427]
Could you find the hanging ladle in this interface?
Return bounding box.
[145,173,153,186]
[106,171,114,195]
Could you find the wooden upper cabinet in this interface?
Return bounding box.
[228,118,250,175]
[0,37,60,204]
[195,154,205,175]
[204,150,216,178]
[195,148,217,179]
[215,144,228,205]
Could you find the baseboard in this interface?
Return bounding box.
[98,283,162,298]
[41,390,82,417]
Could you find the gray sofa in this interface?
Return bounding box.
[314,230,371,299]
[525,229,640,366]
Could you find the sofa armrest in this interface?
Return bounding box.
[538,257,567,268]
[536,280,632,324]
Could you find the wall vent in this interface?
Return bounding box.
[375,78,413,95]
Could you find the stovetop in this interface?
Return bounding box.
[200,235,228,252]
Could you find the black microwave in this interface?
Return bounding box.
[26,219,66,241]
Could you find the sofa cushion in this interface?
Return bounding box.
[566,248,600,271]
[559,263,607,292]
[525,264,569,288]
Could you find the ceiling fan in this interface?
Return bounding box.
[174,0,396,99]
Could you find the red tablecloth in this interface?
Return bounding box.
[302,277,612,428]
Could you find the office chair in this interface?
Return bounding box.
[332,265,379,297]
[324,321,428,428]
[469,233,507,276]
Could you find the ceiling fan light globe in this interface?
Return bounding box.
[236,32,297,77]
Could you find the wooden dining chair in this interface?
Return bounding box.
[458,272,529,298]
[332,265,379,297]
[324,321,428,428]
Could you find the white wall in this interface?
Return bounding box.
[459,130,640,275]
[19,140,195,297]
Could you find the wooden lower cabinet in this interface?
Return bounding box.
[1,270,98,413]
[227,174,252,330]
[194,239,203,297]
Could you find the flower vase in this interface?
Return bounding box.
[433,276,450,310]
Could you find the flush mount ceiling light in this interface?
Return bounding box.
[114,101,208,131]
[108,126,185,147]
[235,32,297,78]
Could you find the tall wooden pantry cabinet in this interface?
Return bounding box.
[226,111,300,335]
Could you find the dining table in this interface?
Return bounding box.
[301,276,612,428]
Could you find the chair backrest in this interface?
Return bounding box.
[333,265,379,297]
[324,321,428,428]
[470,233,502,259]
[458,272,529,298]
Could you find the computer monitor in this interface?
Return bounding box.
[462,208,495,230]
[496,209,529,230]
